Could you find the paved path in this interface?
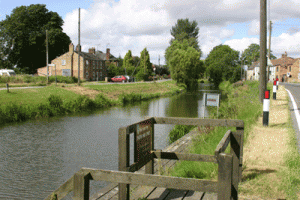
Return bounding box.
[0,86,45,90]
[281,82,300,152]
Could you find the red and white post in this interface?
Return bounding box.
[276,77,279,90]
[263,90,270,126]
[273,81,277,100]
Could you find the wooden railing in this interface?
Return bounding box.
[45,117,244,200]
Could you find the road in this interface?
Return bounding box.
[281,82,300,152]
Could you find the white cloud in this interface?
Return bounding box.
[61,0,300,64]
[220,29,235,39]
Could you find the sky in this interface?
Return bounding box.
[1,0,300,65]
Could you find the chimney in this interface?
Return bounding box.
[69,43,74,53]
[76,44,81,52]
[106,48,110,61]
[89,47,95,54]
[282,51,287,58]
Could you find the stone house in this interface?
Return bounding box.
[37,43,118,81]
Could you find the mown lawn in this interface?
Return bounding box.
[0,86,81,106]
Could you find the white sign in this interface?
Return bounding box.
[204,93,220,107]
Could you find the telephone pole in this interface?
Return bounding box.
[46,30,49,84]
[267,21,272,82]
[78,8,81,86]
[259,0,267,103]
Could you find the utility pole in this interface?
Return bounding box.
[78,8,81,86]
[259,0,267,103]
[46,30,49,84]
[267,21,272,82]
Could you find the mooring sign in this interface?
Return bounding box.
[203,93,221,118]
[135,119,153,164]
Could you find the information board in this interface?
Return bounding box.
[205,93,220,107]
[62,69,71,77]
[135,119,153,163]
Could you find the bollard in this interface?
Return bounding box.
[6,83,9,93]
[263,90,270,126]
[273,81,277,100]
[276,78,279,90]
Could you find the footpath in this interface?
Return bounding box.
[239,85,295,199]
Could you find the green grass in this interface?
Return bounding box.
[280,98,300,199]
[0,86,82,106]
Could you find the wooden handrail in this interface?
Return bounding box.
[44,175,74,200]
[215,130,232,156]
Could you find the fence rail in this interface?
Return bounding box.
[45,117,244,200]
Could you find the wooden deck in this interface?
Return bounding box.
[90,129,217,200]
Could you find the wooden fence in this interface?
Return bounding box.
[44,117,244,200]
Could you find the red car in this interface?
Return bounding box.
[111,75,127,83]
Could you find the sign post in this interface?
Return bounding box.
[203,93,221,118]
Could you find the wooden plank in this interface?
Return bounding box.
[214,130,231,156]
[90,183,118,199]
[230,132,242,200]
[202,192,217,200]
[217,153,232,200]
[146,187,170,200]
[164,189,188,200]
[153,117,244,128]
[236,127,244,183]
[152,151,218,163]
[130,186,156,199]
[85,168,218,193]
[44,176,74,200]
[183,190,204,200]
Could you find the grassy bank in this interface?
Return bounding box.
[0,80,183,126]
[169,80,263,180]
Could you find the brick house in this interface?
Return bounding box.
[273,52,297,82]
[37,43,118,81]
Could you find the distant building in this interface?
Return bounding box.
[37,43,118,81]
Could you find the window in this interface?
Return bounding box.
[289,66,291,72]
[62,60,66,65]
[86,72,89,79]
[277,67,278,72]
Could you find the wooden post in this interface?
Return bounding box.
[217,153,233,200]
[230,132,242,200]
[73,172,90,200]
[118,127,130,200]
[236,127,244,183]
[145,118,154,174]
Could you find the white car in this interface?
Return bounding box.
[0,69,16,76]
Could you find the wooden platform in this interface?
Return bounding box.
[90,129,217,200]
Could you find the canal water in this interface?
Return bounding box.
[0,84,217,199]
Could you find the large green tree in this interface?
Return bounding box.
[165,18,201,67]
[123,50,135,76]
[0,4,71,73]
[169,39,204,91]
[205,44,240,87]
[241,43,277,66]
[136,48,152,81]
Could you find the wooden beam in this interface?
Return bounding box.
[217,153,233,200]
[151,151,218,163]
[81,168,218,193]
[153,117,244,127]
[215,130,231,156]
[44,176,74,200]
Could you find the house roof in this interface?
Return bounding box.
[74,50,118,61]
[271,56,296,66]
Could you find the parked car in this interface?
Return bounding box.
[111,75,127,83]
[0,69,16,76]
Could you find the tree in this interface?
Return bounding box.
[169,39,205,91]
[205,44,240,87]
[123,50,135,76]
[165,18,201,67]
[136,48,152,81]
[0,4,71,73]
[241,43,276,66]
